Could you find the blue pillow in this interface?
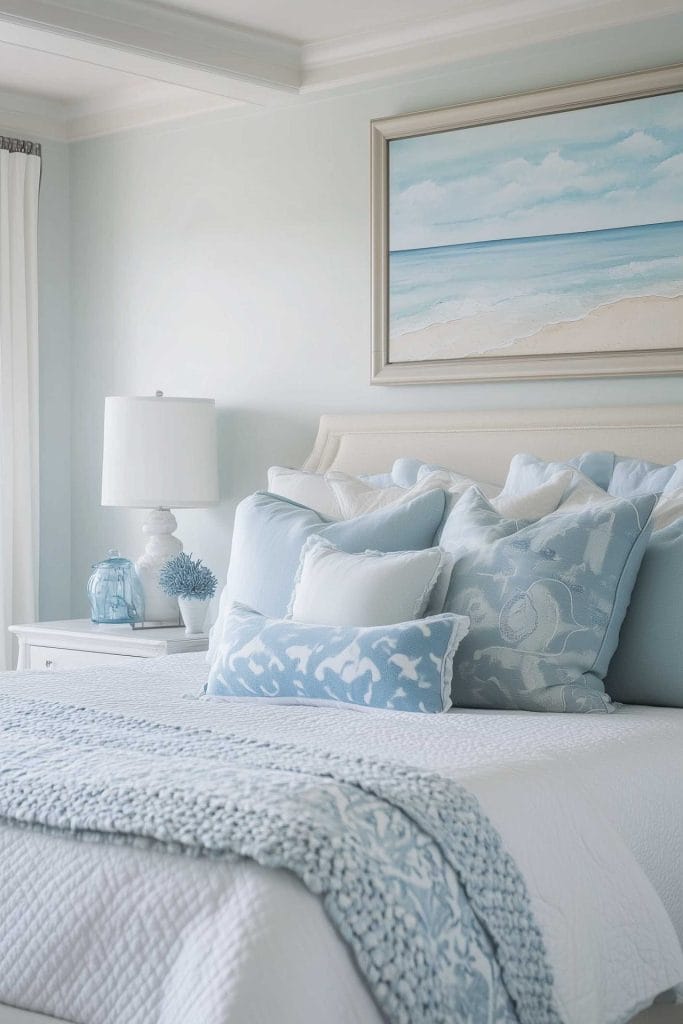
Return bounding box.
[207,605,469,713]
[606,520,683,707]
[360,458,433,488]
[567,451,615,490]
[223,488,445,620]
[440,487,655,713]
[391,457,428,488]
[608,456,683,497]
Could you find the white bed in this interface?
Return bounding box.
[2,405,683,1024]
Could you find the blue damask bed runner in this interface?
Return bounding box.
[0,693,561,1024]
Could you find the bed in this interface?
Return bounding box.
[1,405,682,1024]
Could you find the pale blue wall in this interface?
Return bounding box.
[68,15,683,613]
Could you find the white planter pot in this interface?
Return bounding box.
[178,596,210,636]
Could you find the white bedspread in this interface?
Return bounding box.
[0,654,681,1024]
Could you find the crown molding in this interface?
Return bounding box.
[300,0,683,90]
[0,0,680,141]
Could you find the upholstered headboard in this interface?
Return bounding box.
[303,406,683,485]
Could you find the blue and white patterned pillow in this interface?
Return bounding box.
[440,487,656,713]
[206,605,470,713]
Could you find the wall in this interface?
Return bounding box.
[37,139,71,620]
[68,15,683,614]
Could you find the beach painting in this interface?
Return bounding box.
[374,74,683,382]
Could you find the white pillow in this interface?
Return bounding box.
[329,469,498,520]
[500,454,611,515]
[267,464,402,519]
[495,468,579,518]
[328,474,419,517]
[288,536,448,627]
[415,464,499,498]
[267,466,341,518]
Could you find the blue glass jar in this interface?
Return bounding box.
[88,549,145,625]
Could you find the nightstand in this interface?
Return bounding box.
[9,619,209,671]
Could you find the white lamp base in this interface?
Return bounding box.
[135,508,182,624]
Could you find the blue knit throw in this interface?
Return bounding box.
[0,694,561,1024]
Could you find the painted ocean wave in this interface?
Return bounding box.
[389,220,683,343]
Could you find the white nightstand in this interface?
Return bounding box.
[9,619,209,672]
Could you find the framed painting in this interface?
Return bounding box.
[371,66,683,384]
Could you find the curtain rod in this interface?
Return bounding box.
[0,137,41,157]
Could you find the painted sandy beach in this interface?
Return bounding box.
[389,220,683,362]
[391,293,683,362]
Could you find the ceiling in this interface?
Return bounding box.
[155,0,477,45]
[0,0,680,142]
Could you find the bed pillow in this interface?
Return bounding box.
[267,466,341,518]
[359,470,394,487]
[330,466,562,523]
[206,604,469,713]
[268,459,440,519]
[440,487,656,713]
[608,456,683,497]
[566,451,615,490]
[216,487,446,624]
[415,463,500,497]
[288,536,448,626]
[500,453,610,509]
[606,513,683,708]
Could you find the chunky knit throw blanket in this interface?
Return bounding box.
[0,694,561,1024]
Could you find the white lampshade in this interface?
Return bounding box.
[102,395,219,508]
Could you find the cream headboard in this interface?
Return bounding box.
[303,406,683,485]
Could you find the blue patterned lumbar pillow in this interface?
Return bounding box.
[440,487,656,713]
[206,605,470,712]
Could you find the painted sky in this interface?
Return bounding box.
[389,91,683,252]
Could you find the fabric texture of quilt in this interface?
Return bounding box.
[0,654,681,1024]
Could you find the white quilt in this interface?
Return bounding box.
[0,654,681,1024]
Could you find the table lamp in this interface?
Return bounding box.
[101,392,219,625]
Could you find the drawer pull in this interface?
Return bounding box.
[44,658,53,669]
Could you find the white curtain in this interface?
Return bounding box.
[0,140,41,670]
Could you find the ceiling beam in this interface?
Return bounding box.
[0,0,301,105]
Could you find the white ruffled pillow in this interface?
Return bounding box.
[288,536,450,627]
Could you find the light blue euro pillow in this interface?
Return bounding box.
[540,449,683,497]
[391,457,429,488]
[567,451,615,490]
[360,458,433,488]
[606,519,683,707]
[608,456,683,497]
[223,488,446,621]
[206,605,469,712]
[440,487,656,713]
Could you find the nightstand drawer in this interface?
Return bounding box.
[11,619,208,670]
[28,646,143,671]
